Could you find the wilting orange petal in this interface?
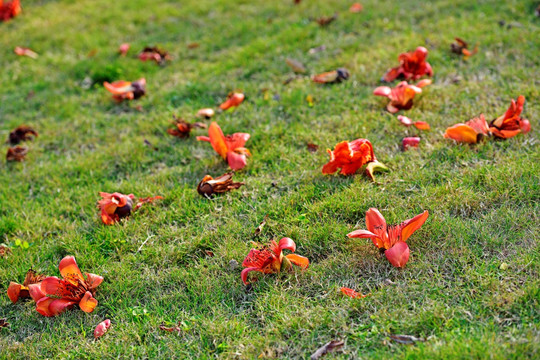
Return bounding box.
[241,267,263,285]
[226,151,247,170]
[79,291,98,313]
[416,79,432,88]
[285,254,309,269]
[402,137,420,150]
[401,211,429,242]
[59,256,85,284]
[385,241,410,267]
[349,3,363,13]
[220,93,245,110]
[340,287,368,298]
[413,121,430,130]
[86,273,104,290]
[444,124,478,144]
[373,86,391,97]
[278,237,296,252]
[7,282,22,303]
[28,283,46,302]
[208,122,228,159]
[94,319,111,339]
[36,297,76,317]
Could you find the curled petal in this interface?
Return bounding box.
[413,121,430,130]
[7,282,22,303]
[285,254,309,269]
[226,151,247,170]
[416,79,432,88]
[340,287,368,299]
[347,229,378,239]
[401,210,429,242]
[28,283,46,302]
[59,256,85,284]
[398,115,413,126]
[79,291,98,313]
[208,122,228,159]
[373,86,391,97]
[278,237,296,253]
[444,124,479,144]
[196,136,210,142]
[86,273,104,290]
[36,297,76,317]
[520,119,531,134]
[220,93,245,110]
[241,267,263,285]
[94,319,111,339]
[385,241,410,268]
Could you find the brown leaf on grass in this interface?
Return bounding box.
[253,215,269,236]
[286,58,307,73]
[0,319,9,329]
[159,322,182,333]
[187,42,200,49]
[9,125,38,145]
[310,340,344,359]
[167,116,207,138]
[6,146,28,162]
[205,250,214,257]
[314,13,338,27]
[307,143,319,153]
[294,0,301,4]
[389,334,425,345]
[197,172,244,198]
[0,244,12,257]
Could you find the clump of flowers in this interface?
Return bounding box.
[382,46,433,82]
[373,79,431,113]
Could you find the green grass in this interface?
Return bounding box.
[1,0,539,358]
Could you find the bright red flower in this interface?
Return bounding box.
[219,92,245,110]
[347,208,429,268]
[35,256,103,317]
[103,78,146,102]
[373,79,431,113]
[397,115,430,130]
[0,0,21,22]
[322,138,387,180]
[98,192,162,225]
[444,114,490,144]
[197,122,251,170]
[382,46,433,82]
[489,95,531,139]
[241,238,309,284]
[7,270,46,303]
[402,137,420,150]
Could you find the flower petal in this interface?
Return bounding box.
[413,121,430,130]
[278,237,296,252]
[347,229,378,238]
[36,297,76,317]
[285,254,309,269]
[397,115,413,126]
[226,151,247,170]
[385,241,410,268]
[7,282,22,303]
[444,124,479,144]
[59,256,85,284]
[373,86,391,97]
[241,267,263,285]
[208,122,228,159]
[340,287,368,299]
[79,291,98,313]
[86,273,104,290]
[401,210,429,243]
[94,319,111,339]
[28,283,46,302]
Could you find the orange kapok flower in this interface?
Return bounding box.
[444,114,490,144]
[402,137,420,150]
[397,115,430,130]
[373,79,431,113]
[138,46,171,65]
[322,138,387,180]
[348,208,429,268]
[383,46,433,82]
[6,146,28,162]
[450,37,478,60]
[36,256,103,317]
[489,95,531,139]
[167,116,206,138]
[98,192,163,225]
[340,287,369,298]
[196,122,251,170]
[0,0,21,22]
[9,125,38,145]
[103,78,146,102]
[312,68,350,84]
[7,270,47,303]
[219,92,245,110]
[197,172,244,198]
[241,238,309,284]
[14,47,38,59]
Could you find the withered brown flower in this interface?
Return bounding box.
[167,116,206,138]
[0,244,11,257]
[6,146,28,162]
[450,37,478,59]
[197,172,244,197]
[315,13,338,27]
[0,319,8,329]
[139,46,171,66]
[9,125,38,145]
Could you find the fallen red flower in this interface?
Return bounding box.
[349,3,363,13]
[444,114,490,144]
[98,192,163,225]
[197,172,244,197]
[348,208,429,267]
[103,78,146,102]
[9,125,38,145]
[94,319,111,339]
[197,122,251,170]
[118,43,130,56]
[241,238,309,284]
[340,287,369,298]
[489,95,531,139]
[138,46,171,65]
[7,270,46,303]
[196,108,215,119]
[6,146,28,162]
[402,137,420,150]
[219,92,245,110]
[397,115,430,130]
[322,138,387,180]
[35,256,103,317]
[14,47,38,59]
[167,116,206,138]
[373,79,431,113]
[312,68,350,84]
[382,46,433,82]
[450,37,478,60]
[0,0,21,22]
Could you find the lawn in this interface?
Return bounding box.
[0,0,539,358]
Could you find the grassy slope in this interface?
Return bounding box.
[0,0,539,358]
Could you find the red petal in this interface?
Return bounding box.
[347,229,378,239]
[413,121,430,130]
[278,237,296,252]
[401,210,429,242]
[28,283,46,302]
[397,115,413,126]
[241,267,263,285]
[285,254,309,269]
[373,86,391,97]
[385,241,410,268]
[59,256,85,284]
[340,287,368,298]
[86,273,104,290]
[226,151,247,170]
[94,319,111,339]
[402,137,420,150]
[79,291,98,313]
[7,282,22,303]
[444,124,479,144]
